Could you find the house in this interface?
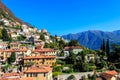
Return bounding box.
[0,43,8,49]
[24,64,52,80]
[85,54,95,62]
[100,70,119,80]
[64,46,83,57]
[34,39,44,46]
[24,55,56,67]
[22,24,29,33]
[0,72,34,80]
[10,42,21,50]
[0,48,28,63]
[33,48,57,56]
[41,29,48,33]
[34,34,40,39]
[33,42,57,56]
[10,32,19,40]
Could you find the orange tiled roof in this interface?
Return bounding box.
[24,55,56,59]
[103,70,118,75]
[0,77,34,80]
[2,72,24,78]
[0,48,28,52]
[24,64,52,73]
[34,48,55,52]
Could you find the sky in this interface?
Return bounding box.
[2,0,120,35]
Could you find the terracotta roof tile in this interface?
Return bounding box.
[34,48,55,52]
[2,72,24,78]
[103,70,118,75]
[24,64,52,73]
[0,77,34,80]
[0,48,28,52]
[24,55,56,59]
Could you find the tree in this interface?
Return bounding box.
[53,66,62,72]
[0,28,2,39]
[101,39,106,52]
[58,39,65,49]
[66,51,76,64]
[8,52,16,64]
[17,34,26,41]
[68,40,80,46]
[40,34,45,41]
[106,39,110,58]
[2,28,11,41]
[110,44,120,63]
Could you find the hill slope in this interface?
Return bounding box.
[0,1,23,24]
[62,30,120,49]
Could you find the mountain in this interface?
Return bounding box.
[62,30,120,50]
[0,1,23,24]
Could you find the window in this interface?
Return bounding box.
[44,73,46,77]
[27,73,29,77]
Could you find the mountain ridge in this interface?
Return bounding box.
[62,30,120,49]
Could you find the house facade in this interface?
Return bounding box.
[24,55,56,67]
[24,64,52,80]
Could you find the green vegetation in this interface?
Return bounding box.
[17,34,26,41]
[2,28,11,41]
[68,40,80,46]
[40,34,45,41]
[8,52,16,64]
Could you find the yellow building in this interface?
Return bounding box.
[34,48,57,56]
[24,64,53,80]
[24,55,56,67]
[0,48,28,61]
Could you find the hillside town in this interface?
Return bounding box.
[0,23,120,80]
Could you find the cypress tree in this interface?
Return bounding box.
[2,28,10,41]
[9,52,16,64]
[106,39,110,58]
[100,39,106,51]
[102,39,106,52]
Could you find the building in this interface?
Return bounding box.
[24,64,52,80]
[24,55,56,67]
[10,42,21,50]
[34,39,44,46]
[100,70,119,80]
[0,72,34,80]
[0,48,28,63]
[64,46,83,57]
[33,48,57,56]
[85,54,95,62]
[0,72,24,80]
[0,43,8,49]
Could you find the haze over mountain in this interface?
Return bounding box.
[62,30,120,49]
